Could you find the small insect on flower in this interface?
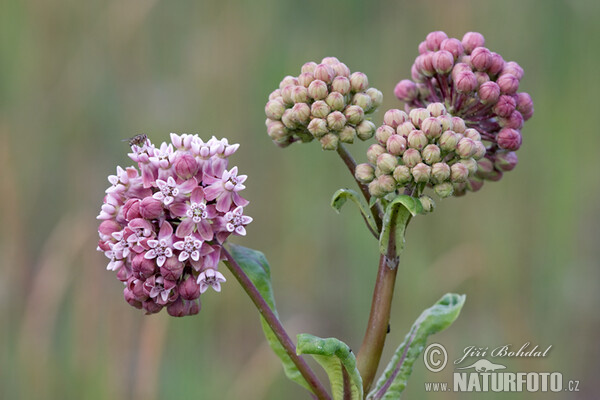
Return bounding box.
[123,134,148,147]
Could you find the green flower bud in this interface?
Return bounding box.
[366,88,383,110]
[456,137,477,158]
[356,120,376,141]
[431,162,451,183]
[419,195,435,213]
[265,99,286,120]
[434,182,454,198]
[476,157,495,179]
[320,133,339,150]
[421,117,443,140]
[407,130,429,150]
[291,103,311,125]
[297,72,314,88]
[378,174,397,194]
[412,162,431,183]
[352,92,372,111]
[396,121,415,137]
[367,144,386,164]
[459,158,478,175]
[331,76,351,95]
[409,108,432,128]
[402,148,422,167]
[326,92,346,111]
[450,117,466,133]
[466,176,484,192]
[368,179,385,197]
[472,141,487,160]
[293,129,314,143]
[374,166,385,178]
[307,118,328,138]
[339,126,356,144]
[344,105,365,125]
[375,125,395,146]
[438,115,454,131]
[453,182,467,197]
[377,153,398,174]
[426,102,447,117]
[267,120,289,141]
[494,151,518,171]
[393,165,411,185]
[384,109,408,128]
[386,134,407,156]
[463,128,481,141]
[355,163,375,183]
[350,72,369,92]
[450,162,470,182]
[311,100,330,119]
[327,111,347,131]
[439,130,459,151]
[422,144,442,164]
[308,80,328,100]
[281,108,298,129]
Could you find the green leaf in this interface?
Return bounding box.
[297,334,363,400]
[228,244,312,392]
[331,189,378,234]
[378,195,423,258]
[367,294,466,400]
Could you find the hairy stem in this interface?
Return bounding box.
[222,248,331,400]
[336,144,383,232]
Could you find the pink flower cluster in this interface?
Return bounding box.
[97,134,251,317]
[394,31,534,195]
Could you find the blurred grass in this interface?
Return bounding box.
[1,0,599,399]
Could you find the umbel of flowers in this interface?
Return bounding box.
[393,31,534,195]
[97,134,252,317]
[265,57,383,150]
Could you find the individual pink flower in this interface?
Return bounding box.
[203,166,249,212]
[170,188,217,239]
[144,222,175,267]
[149,142,175,180]
[197,269,226,293]
[143,274,178,305]
[173,233,204,262]
[152,176,197,206]
[224,206,253,236]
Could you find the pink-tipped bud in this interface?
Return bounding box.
[494,151,518,171]
[319,133,339,150]
[418,41,428,54]
[367,144,386,164]
[366,88,383,110]
[497,128,522,151]
[339,126,356,143]
[462,32,485,54]
[488,52,505,76]
[393,165,411,184]
[302,62,317,74]
[308,80,328,100]
[281,109,298,129]
[425,31,448,51]
[412,163,431,183]
[422,144,442,164]
[452,63,472,78]
[475,71,490,85]
[439,130,460,151]
[377,153,398,174]
[179,275,201,300]
[470,47,492,71]
[475,157,495,178]
[291,85,309,103]
[321,56,340,65]
[355,163,375,183]
[450,117,466,133]
[291,103,311,124]
[326,92,345,111]
[431,162,451,183]
[327,111,347,131]
[174,153,199,180]
[464,128,481,141]
[265,99,286,120]
[440,38,464,59]
[267,120,289,142]
[409,108,431,127]
[352,92,372,111]
[402,148,422,167]
[311,101,331,119]
[356,120,376,141]
[478,81,500,104]
[419,195,435,213]
[344,105,365,125]
[516,92,534,121]
[497,73,519,94]
[407,130,428,150]
[140,196,164,219]
[434,182,454,198]
[331,76,351,95]
[473,141,487,160]
[438,115,454,131]
[314,63,335,83]
[432,50,454,74]
[280,85,295,105]
[307,118,328,138]
[454,71,478,93]
[426,102,446,117]
[416,53,435,76]
[450,163,470,183]
[331,62,351,78]
[349,72,369,92]
[386,134,407,156]
[411,63,424,82]
[493,95,516,117]
[297,72,314,88]
[279,76,298,90]
[460,158,478,175]
[394,80,418,102]
[421,117,443,140]
[456,137,477,158]
[376,125,395,146]
[268,89,281,101]
[384,109,408,128]
[397,121,415,137]
[502,61,524,80]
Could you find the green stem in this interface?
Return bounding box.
[222,248,331,400]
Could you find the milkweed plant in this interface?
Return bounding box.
[98,31,533,399]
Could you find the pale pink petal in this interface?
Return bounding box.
[235,226,246,236]
[175,219,195,238]
[145,250,157,259]
[169,202,188,217]
[190,187,205,203]
[179,252,189,262]
[216,193,233,212]
[157,255,166,267]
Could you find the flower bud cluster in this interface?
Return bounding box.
[265,57,382,150]
[97,134,252,316]
[355,104,486,198]
[393,31,533,194]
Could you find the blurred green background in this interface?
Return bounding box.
[1,0,599,399]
